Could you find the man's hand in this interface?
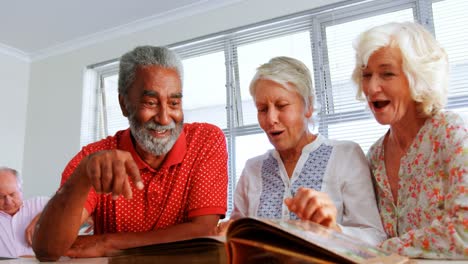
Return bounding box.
[66,234,121,258]
[215,220,234,236]
[81,150,144,200]
[284,187,340,231]
[25,213,41,246]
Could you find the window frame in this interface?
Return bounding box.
[84,0,468,216]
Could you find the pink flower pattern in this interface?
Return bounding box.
[368,111,468,259]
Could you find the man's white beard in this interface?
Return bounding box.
[128,114,183,156]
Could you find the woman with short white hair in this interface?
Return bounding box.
[352,21,468,259]
[228,56,387,246]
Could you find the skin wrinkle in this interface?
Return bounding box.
[0,170,23,216]
[125,66,184,158]
[33,47,225,260]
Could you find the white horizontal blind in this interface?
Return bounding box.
[82,0,468,217]
[236,31,315,127]
[101,74,128,135]
[180,51,227,129]
[318,7,415,153]
[432,0,468,116]
[80,68,99,147]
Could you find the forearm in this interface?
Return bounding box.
[127,217,217,247]
[341,145,387,245]
[68,215,220,258]
[340,184,387,246]
[380,216,467,259]
[33,165,91,261]
[381,182,467,258]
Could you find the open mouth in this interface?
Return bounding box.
[372,100,390,109]
[269,130,283,137]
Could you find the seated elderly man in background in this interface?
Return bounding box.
[33,46,228,261]
[0,167,49,258]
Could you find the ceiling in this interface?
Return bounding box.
[0,0,241,61]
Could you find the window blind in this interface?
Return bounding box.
[82,0,468,217]
[433,0,468,115]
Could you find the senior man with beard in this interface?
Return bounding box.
[33,46,228,261]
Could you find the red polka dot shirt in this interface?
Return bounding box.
[60,122,228,234]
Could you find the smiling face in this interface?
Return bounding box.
[361,47,417,126]
[0,170,23,216]
[120,65,184,157]
[254,79,312,155]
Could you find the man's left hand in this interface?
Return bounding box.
[66,234,121,258]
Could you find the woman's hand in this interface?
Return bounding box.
[284,187,340,231]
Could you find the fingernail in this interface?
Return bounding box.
[136,181,144,190]
[112,195,119,200]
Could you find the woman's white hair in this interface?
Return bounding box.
[249,56,315,110]
[351,21,448,116]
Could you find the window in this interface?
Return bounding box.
[433,0,468,116]
[236,31,314,126]
[84,0,468,216]
[233,31,315,184]
[183,51,227,128]
[316,6,414,151]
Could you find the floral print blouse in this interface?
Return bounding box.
[368,111,468,259]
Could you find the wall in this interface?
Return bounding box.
[0,52,30,176]
[21,0,344,198]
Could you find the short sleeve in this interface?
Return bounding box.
[60,147,98,215]
[187,124,228,218]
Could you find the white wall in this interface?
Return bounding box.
[21,0,344,198]
[0,52,30,176]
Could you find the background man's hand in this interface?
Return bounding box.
[25,213,41,246]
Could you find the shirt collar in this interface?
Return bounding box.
[119,128,187,171]
[271,133,325,160]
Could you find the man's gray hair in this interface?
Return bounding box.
[0,166,22,192]
[118,46,184,96]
